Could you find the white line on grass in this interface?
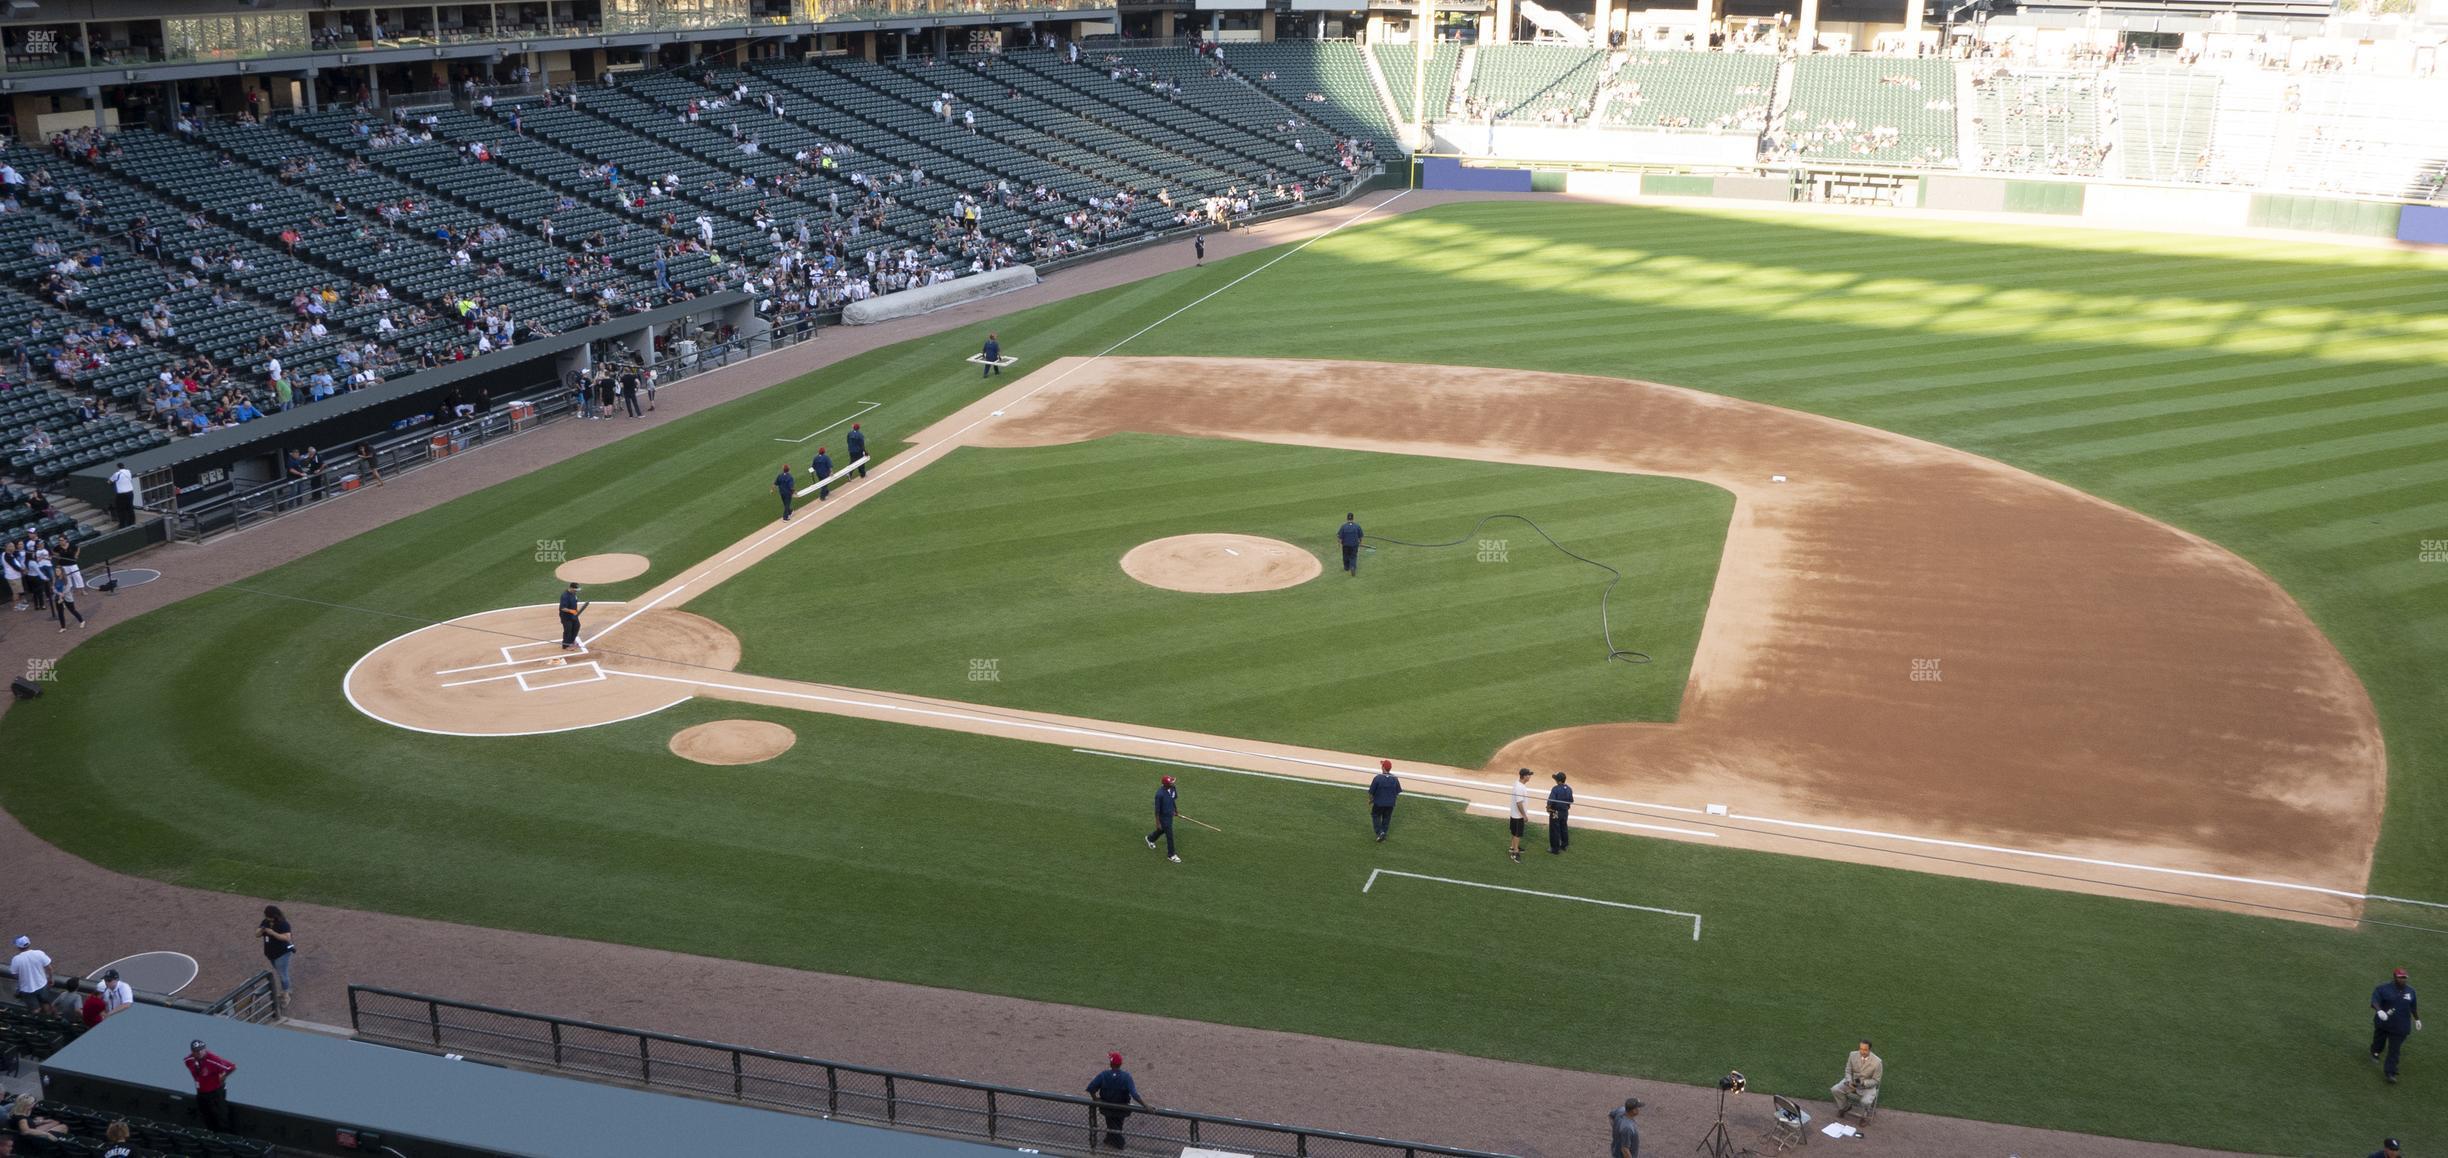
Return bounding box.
[585,190,1410,651]
[1362,869,1703,942]
[1461,802,1716,840]
[1072,748,1470,804]
[773,401,882,443]
[795,456,869,498]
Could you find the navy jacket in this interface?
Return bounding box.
[982,338,1000,360]
[1087,1068,1139,1105]
[1337,520,1363,547]
[1368,772,1402,808]
[1548,783,1575,816]
[1152,785,1178,820]
[846,428,866,459]
[774,471,793,494]
[812,452,832,479]
[2373,981,2418,1035]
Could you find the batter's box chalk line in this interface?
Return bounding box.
[516,661,607,692]
[1362,869,1703,941]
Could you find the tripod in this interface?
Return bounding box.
[1693,1084,1748,1158]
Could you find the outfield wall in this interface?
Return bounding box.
[1415,155,2444,245]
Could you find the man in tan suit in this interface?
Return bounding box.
[1831,1040,1882,1120]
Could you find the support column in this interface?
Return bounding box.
[1155,10,1175,39]
[1260,8,1275,38]
[1592,0,1613,46]
[1796,0,1819,52]
[1494,0,1513,44]
[85,85,103,131]
[367,64,381,106]
[1904,0,1924,48]
[303,69,319,112]
[1693,0,1715,47]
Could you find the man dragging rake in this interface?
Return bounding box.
[1145,774,1223,864]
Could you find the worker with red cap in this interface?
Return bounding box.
[1367,759,1403,843]
[2371,966,2421,1083]
[1146,776,1180,863]
[1086,1052,1149,1148]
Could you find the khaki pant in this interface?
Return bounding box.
[1832,1081,1878,1117]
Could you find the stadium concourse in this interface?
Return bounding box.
[0,190,2264,1158]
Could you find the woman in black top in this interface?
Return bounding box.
[258,904,296,1002]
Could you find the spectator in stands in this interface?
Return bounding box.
[6,1096,68,1144]
[8,937,52,1015]
[108,461,136,527]
[100,1121,132,1158]
[1085,1053,1148,1150]
[97,967,133,1019]
[184,1039,238,1131]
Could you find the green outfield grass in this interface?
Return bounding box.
[691,434,1730,766]
[6,201,2447,1152]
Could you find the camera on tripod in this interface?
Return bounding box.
[1696,1071,1747,1157]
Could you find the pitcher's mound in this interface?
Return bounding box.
[1121,534,1321,594]
[556,553,649,583]
[671,720,798,765]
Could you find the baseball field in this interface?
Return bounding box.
[8,198,2447,1152]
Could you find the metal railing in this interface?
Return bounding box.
[348,985,1513,1158]
[56,969,284,1025]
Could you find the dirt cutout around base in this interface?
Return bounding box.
[670,720,798,765]
[555,553,650,584]
[1121,534,1323,593]
[344,606,742,736]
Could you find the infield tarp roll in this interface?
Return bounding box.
[843,265,1040,325]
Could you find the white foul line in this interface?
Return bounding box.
[1462,802,1716,840]
[794,456,870,498]
[1363,869,1703,942]
[585,190,1410,652]
[773,401,881,443]
[1072,748,1470,805]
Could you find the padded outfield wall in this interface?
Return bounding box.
[1412,155,2443,244]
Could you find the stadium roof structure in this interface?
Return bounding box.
[45,1004,1033,1158]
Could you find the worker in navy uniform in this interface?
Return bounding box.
[981,332,1002,377]
[1194,234,1205,266]
[557,582,588,650]
[1368,759,1402,842]
[845,422,869,477]
[1085,1053,1148,1149]
[2371,966,2420,1084]
[811,447,834,501]
[1146,775,1181,863]
[775,464,796,521]
[1546,771,1575,854]
[1337,513,1363,576]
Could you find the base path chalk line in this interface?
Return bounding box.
[580,190,1411,653]
[773,401,881,444]
[1073,748,1471,806]
[1362,868,1703,942]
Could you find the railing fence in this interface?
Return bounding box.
[348,985,1513,1158]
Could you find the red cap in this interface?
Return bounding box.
[1108,1053,1123,1067]
[2396,968,2410,979]
[1380,759,1392,772]
[1161,775,1175,786]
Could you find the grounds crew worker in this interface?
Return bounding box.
[1146,775,1181,863]
[558,582,589,651]
[2372,966,2420,1084]
[775,464,796,521]
[845,422,868,477]
[1546,771,1574,855]
[811,447,834,501]
[1086,1052,1148,1149]
[1368,760,1402,842]
[980,332,1002,377]
[1337,513,1363,576]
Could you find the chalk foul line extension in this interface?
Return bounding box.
[773,400,882,444]
[1363,869,1703,942]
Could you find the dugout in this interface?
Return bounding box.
[42,1004,1026,1158]
[61,292,751,517]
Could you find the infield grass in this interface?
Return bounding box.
[692,434,1731,766]
[9,201,2448,1152]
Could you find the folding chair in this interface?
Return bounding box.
[1765,1094,1811,1153]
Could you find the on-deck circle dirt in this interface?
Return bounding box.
[555,553,651,584]
[1120,534,1323,593]
[670,719,798,765]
